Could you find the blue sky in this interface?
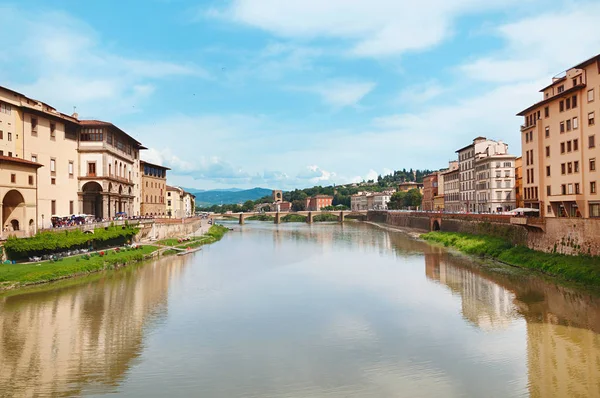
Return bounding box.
[2,0,600,190]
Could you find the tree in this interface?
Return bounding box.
[388,192,407,210]
[291,200,306,211]
[405,188,423,209]
[242,200,255,212]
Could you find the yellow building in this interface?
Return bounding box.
[518,54,600,218]
[140,161,169,217]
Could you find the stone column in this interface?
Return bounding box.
[274,212,281,224]
[0,202,3,240]
[239,214,245,225]
[103,195,110,220]
[338,211,345,223]
[307,212,313,224]
[78,196,84,215]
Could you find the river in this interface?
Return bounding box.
[0,222,599,397]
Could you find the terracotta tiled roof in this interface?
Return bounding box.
[0,155,43,168]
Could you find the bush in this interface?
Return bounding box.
[3,226,139,260]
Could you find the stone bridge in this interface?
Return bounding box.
[215,210,368,225]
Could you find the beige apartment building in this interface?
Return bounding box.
[166,186,183,218]
[518,54,600,218]
[140,161,169,217]
[474,154,516,213]
[442,165,460,213]
[0,86,80,228]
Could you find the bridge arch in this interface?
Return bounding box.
[432,220,441,231]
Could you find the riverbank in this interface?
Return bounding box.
[422,231,600,287]
[0,225,228,291]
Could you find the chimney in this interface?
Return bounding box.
[72,112,79,119]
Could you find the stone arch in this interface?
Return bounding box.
[108,182,113,194]
[432,219,441,231]
[29,219,35,235]
[3,190,25,232]
[82,181,103,219]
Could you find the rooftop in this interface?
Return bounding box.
[80,120,146,149]
[140,160,171,171]
[0,155,43,168]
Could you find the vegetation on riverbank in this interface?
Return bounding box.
[281,214,307,222]
[3,225,139,261]
[0,225,228,291]
[247,214,275,221]
[422,232,600,287]
[313,213,340,222]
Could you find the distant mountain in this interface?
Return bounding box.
[188,187,272,205]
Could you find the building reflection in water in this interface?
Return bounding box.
[424,250,600,397]
[0,256,187,396]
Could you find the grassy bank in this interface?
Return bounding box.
[0,225,228,291]
[422,232,600,287]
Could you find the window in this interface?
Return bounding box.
[561,163,566,174]
[87,162,96,176]
[50,158,56,173]
[545,146,550,157]
[566,119,571,131]
[544,106,549,118]
[546,166,551,177]
[0,130,2,139]
[561,184,567,195]
[559,100,564,112]
[575,183,580,194]
[67,161,74,176]
[7,152,11,157]
[567,141,572,152]
[568,162,573,174]
[81,128,103,141]
[70,201,74,214]
[51,177,56,185]
[572,95,577,108]
[51,200,56,215]
[566,97,571,110]
[591,159,597,171]
[547,186,551,196]
[558,85,564,93]
[31,155,37,162]
[574,139,578,151]
[560,121,565,133]
[573,117,578,129]
[590,135,596,149]
[568,184,573,194]
[10,173,16,183]
[31,118,38,134]
[561,142,565,153]
[591,181,597,194]
[589,112,595,126]
[588,89,595,102]
[575,161,579,173]
[0,102,11,114]
[50,123,56,139]
[545,127,550,138]
[7,132,12,141]
[591,203,600,218]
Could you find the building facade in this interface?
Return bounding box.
[441,164,460,212]
[0,156,42,238]
[166,186,183,218]
[515,157,523,208]
[422,173,438,211]
[78,120,144,220]
[305,195,333,211]
[474,154,516,213]
[182,192,196,218]
[140,161,169,217]
[518,54,600,218]
[398,182,423,193]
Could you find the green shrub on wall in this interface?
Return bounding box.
[3,226,139,260]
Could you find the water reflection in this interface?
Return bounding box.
[0,222,598,397]
[0,256,188,396]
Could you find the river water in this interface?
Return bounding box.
[0,222,599,398]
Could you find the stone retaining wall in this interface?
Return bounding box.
[135,219,205,242]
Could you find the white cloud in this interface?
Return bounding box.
[291,80,376,108]
[459,2,600,83]
[396,81,445,105]
[211,0,526,57]
[0,5,207,118]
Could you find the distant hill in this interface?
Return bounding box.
[186,187,272,205]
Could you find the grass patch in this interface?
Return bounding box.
[422,232,600,287]
[0,245,157,287]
